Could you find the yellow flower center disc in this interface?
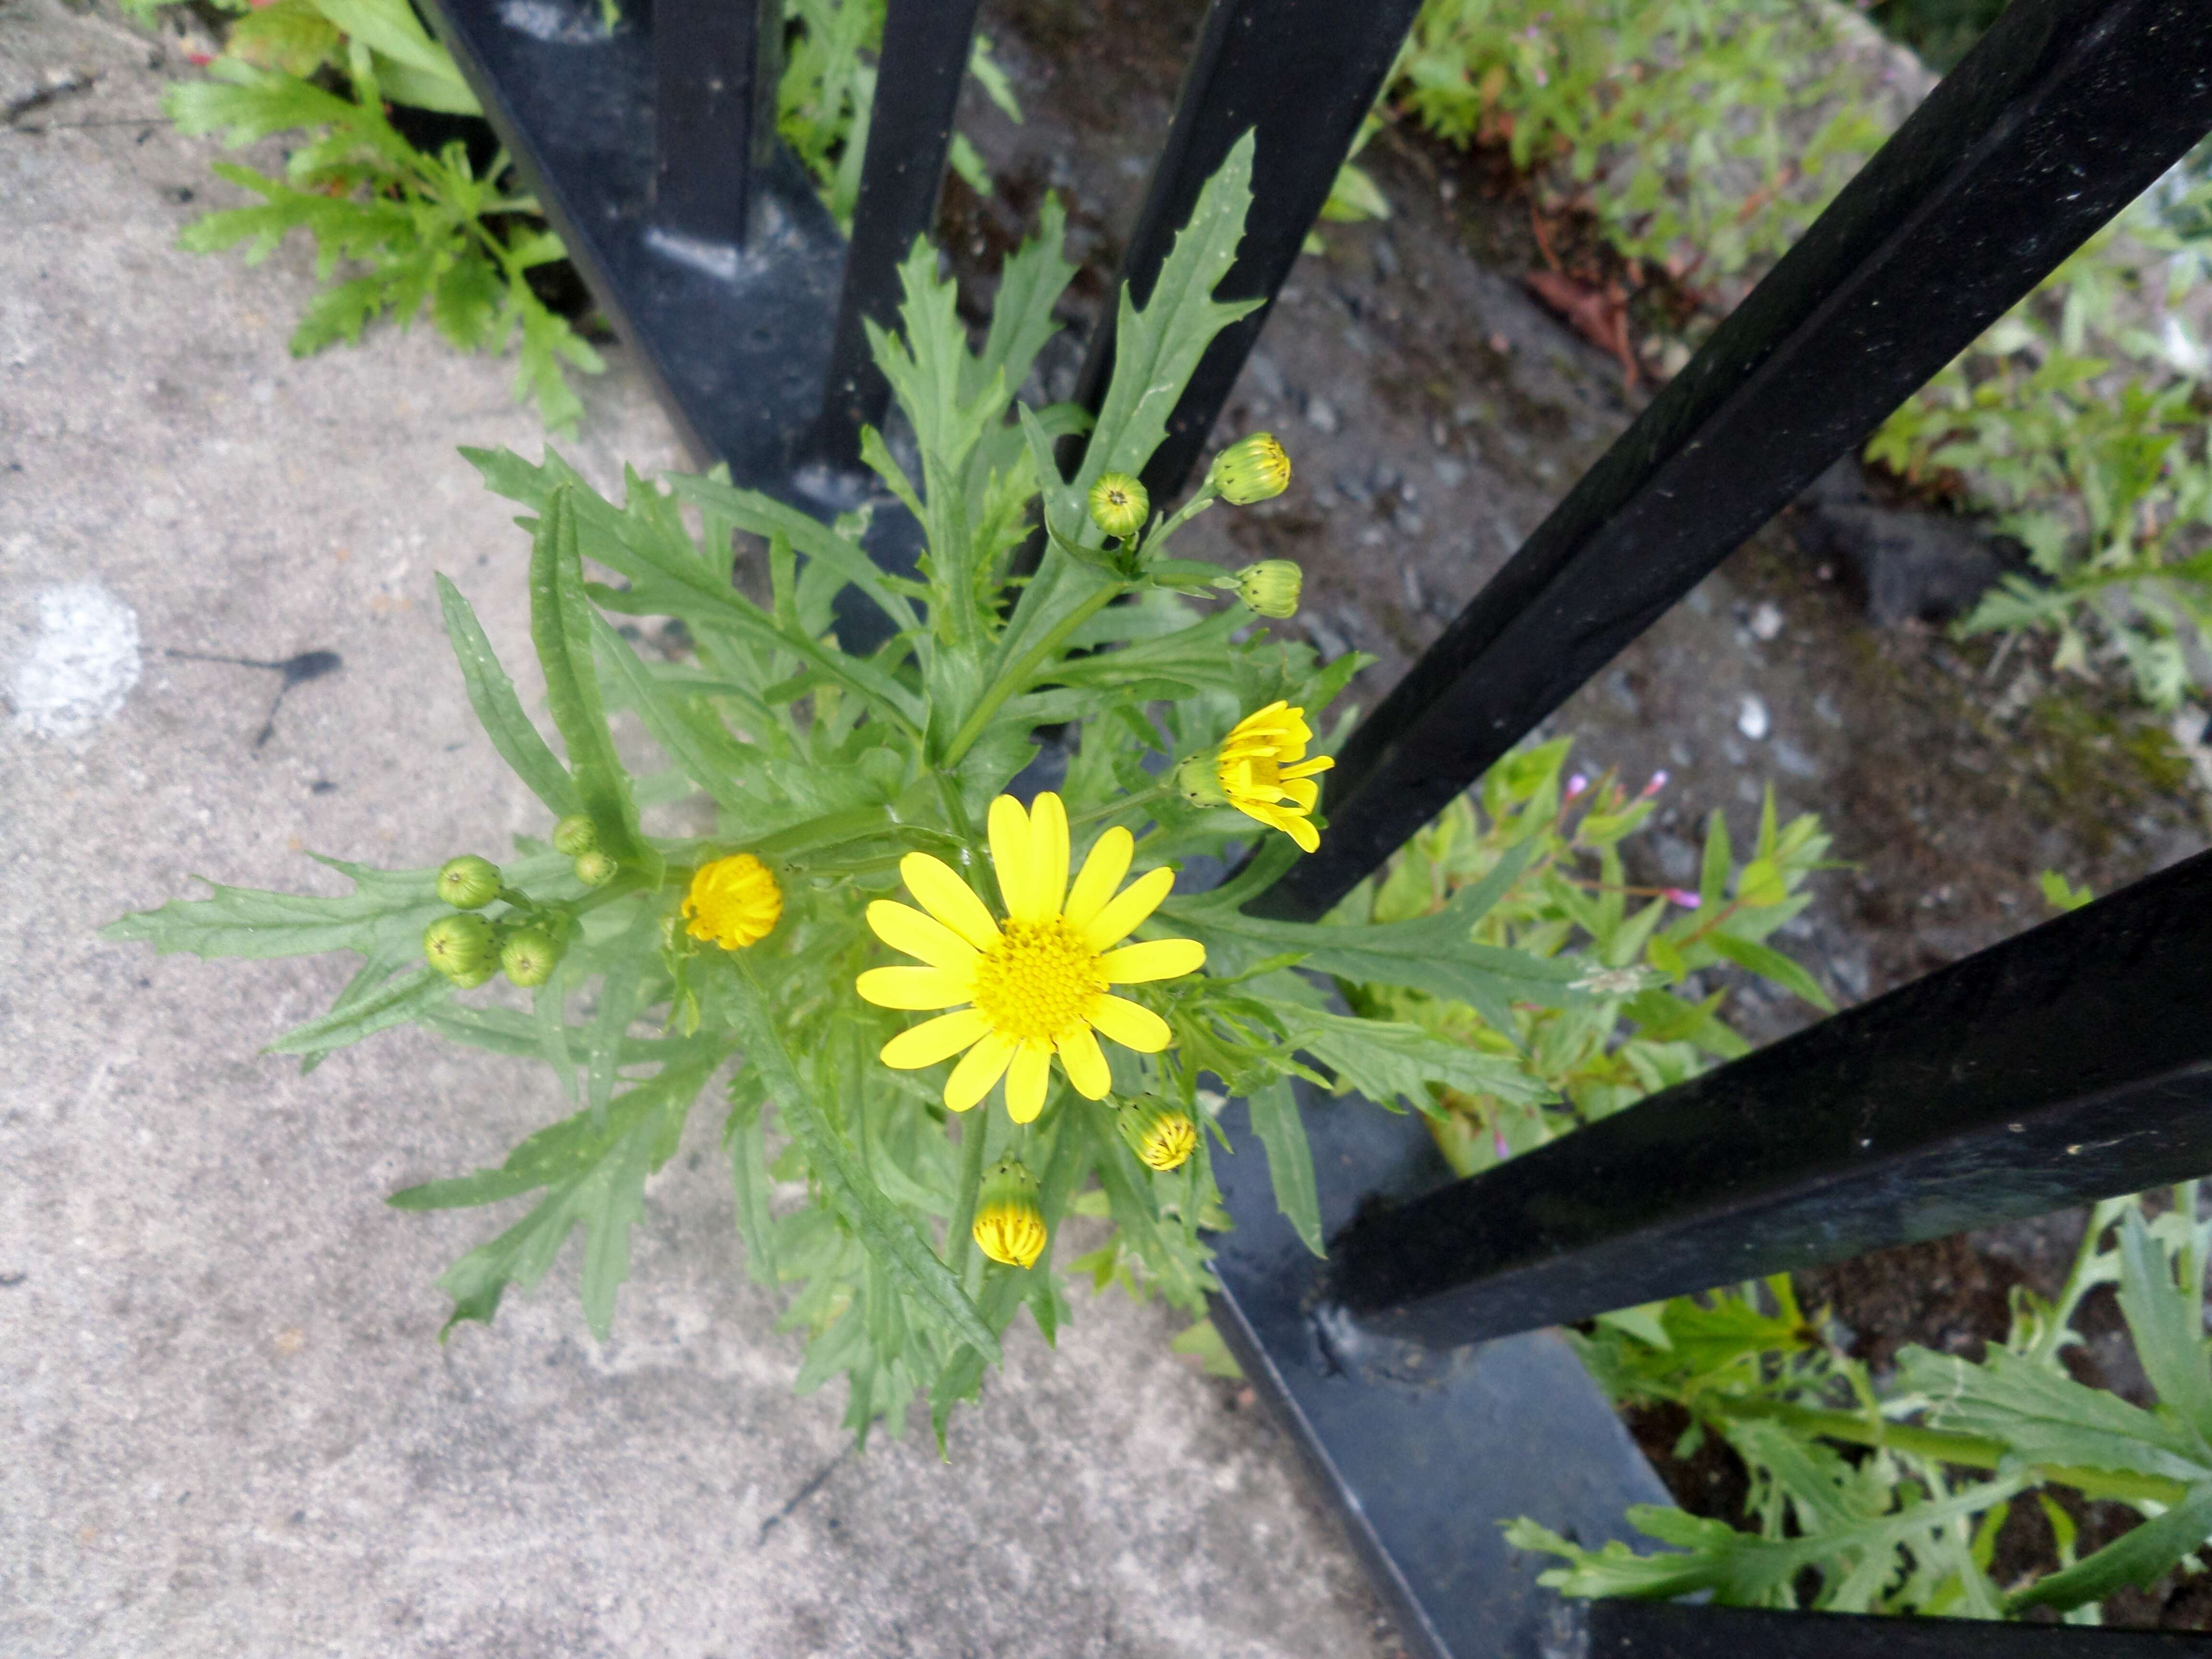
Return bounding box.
[970,919,1103,1045]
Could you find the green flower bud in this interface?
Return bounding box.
[574,850,618,887]
[1207,432,1290,505]
[1234,559,1302,620]
[435,854,502,910]
[423,912,496,980]
[552,815,599,858]
[1118,1095,1199,1173]
[1175,750,1229,807]
[500,927,562,988]
[972,1156,1047,1270]
[1087,471,1150,541]
[446,959,498,990]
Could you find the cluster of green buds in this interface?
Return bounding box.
[1067,433,1297,592]
[422,853,572,989]
[553,814,617,887]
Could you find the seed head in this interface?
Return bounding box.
[1087,472,1150,541]
[973,1155,1047,1269]
[436,855,502,910]
[552,815,599,858]
[1233,559,1301,619]
[1207,433,1290,505]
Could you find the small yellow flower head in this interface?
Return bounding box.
[573,850,619,888]
[973,1156,1047,1270]
[436,855,502,910]
[552,815,599,858]
[682,853,783,951]
[1212,701,1336,854]
[1234,559,1302,620]
[500,927,562,988]
[1207,433,1290,505]
[423,912,496,981]
[1118,1095,1199,1173]
[1087,471,1150,541]
[857,793,1207,1124]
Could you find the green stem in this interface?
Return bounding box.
[939,579,1126,769]
[1068,780,1174,830]
[943,1106,993,1286]
[1714,1397,2190,1507]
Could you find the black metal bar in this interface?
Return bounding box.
[1207,1079,1670,1659]
[652,0,782,247]
[1587,1601,2212,1654]
[1069,0,1425,498]
[416,0,845,486]
[1330,848,2212,1348]
[813,0,986,466]
[1255,0,2212,923]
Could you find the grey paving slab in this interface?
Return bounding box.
[0,7,1406,1653]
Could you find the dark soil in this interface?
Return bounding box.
[949,0,2212,1626]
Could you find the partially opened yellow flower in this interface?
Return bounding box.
[856,792,1207,1123]
[1178,700,1334,853]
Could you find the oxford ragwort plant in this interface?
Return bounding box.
[107,139,1582,1446]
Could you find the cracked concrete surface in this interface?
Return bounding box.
[0,4,1409,1653]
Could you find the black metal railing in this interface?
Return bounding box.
[411,0,2212,1652]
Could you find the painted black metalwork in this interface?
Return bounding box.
[1067,0,1427,496]
[1254,0,2212,923]
[1585,1602,2212,1654]
[651,0,783,246]
[1330,847,2212,1346]
[1206,1081,1669,1659]
[416,0,846,486]
[815,0,986,466]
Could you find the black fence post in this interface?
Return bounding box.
[652,0,784,250]
[814,0,986,466]
[1330,847,2212,1346]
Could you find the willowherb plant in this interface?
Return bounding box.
[106,142,1588,1447]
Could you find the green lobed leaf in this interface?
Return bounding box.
[1290,1009,1557,1115]
[264,964,451,1057]
[1247,1078,1323,1258]
[529,487,650,870]
[391,1054,716,1339]
[436,574,584,817]
[725,965,998,1363]
[2005,1483,2212,1614]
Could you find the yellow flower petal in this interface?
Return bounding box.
[1006,1041,1052,1123]
[881,1008,990,1069]
[1030,791,1070,919]
[1282,755,1334,779]
[1057,1023,1111,1099]
[1279,776,1321,811]
[856,965,973,1010]
[866,900,982,974]
[946,1030,1017,1112]
[1097,938,1207,984]
[900,852,1000,950]
[1064,826,1133,931]
[1089,994,1171,1053]
[988,794,1041,923]
[1080,865,1176,952]
[1283,812,1320,853]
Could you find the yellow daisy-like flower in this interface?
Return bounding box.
[1213,700,1334,854]
[682,853,783,950]
[855,792,1207,1124]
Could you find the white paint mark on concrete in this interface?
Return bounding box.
[8,583,142,742]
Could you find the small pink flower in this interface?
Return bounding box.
[1565,773,1589,800]
[1493,1123,1511,1160]
[185,48,214,65]
[1642,770,1669,796]
[1665,888,1701,909]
